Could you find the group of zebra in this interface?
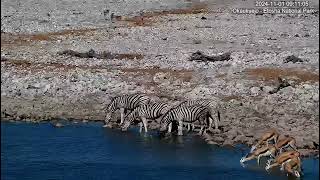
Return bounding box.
[104,94,221,136]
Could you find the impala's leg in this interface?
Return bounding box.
[120,108,125,125]
[273,136,277,144]
[279,147,283,154]
[141,117,148,133]
[266,159,273,166]
[266,162,280,171]
[257,154,262,165]
[284,163,294,176]
[290,143,298,151]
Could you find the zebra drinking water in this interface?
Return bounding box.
[176,99,221,130]
[159,104,212,136]
[121,102,171,133]
[104,94,151,126]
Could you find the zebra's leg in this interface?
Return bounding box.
[198,126,204,135]
[207,117,213,131]
[187,123,190,131]
[141,117,148,133]
[168,122,172,133]
[178,120,183,136]
[139,122,143,133]
[214,117,219,130]
[120,108,125,125]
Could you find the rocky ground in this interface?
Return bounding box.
[1,0,319,157]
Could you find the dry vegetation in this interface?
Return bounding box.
[1,59,111,74]
[1,28,97,47]
[246,67,319,84]
[120,3,207,26]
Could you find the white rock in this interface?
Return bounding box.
[312,94,319,102]
[250,87,260,95]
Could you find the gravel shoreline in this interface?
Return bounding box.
[1,0,319,157]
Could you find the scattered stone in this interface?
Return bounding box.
[284,55,304,63]
[208,128,221,134]
[53,122,64,128]
[250,87,260,95]
[58,49,143,60]
[189,51,231,62]
[269,77,291,94]
[1,56,9,61]
[193,40,202,44]
[207,140,219,145]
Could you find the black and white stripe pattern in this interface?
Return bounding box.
[159,104,212,135]
[121,102,171,132]
[105,94,151,125]
[176,99,221,130]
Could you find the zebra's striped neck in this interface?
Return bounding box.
[108,99,118,112]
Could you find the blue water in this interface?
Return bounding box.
[1,121,319,180]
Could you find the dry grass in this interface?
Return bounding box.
[221,95,243,102]
[1,28,97,47]
[120,3,207,26]
[1,59,109,73]
[246,67,319,84]
[115,53,144,60]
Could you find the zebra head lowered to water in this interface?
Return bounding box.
[121,102,171,133]
[159,104,212,136]
[104,94,151,126]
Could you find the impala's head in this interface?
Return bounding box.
[293,170,301,178]
[250,146,257,153]
[287,169,301,178]
[240,153,250,164]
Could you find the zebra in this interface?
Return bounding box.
[104,94,151,126]
[159,104,212,136]
[176,99,221,130]
[121,102,171,133]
